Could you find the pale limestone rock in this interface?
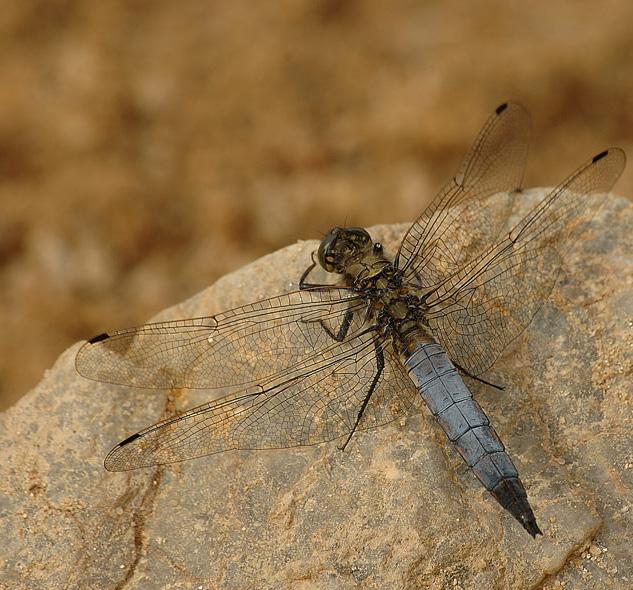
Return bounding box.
[1,191,632,589]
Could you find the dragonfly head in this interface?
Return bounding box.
[317,227,373,274]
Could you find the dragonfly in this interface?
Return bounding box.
[76,103,625,538]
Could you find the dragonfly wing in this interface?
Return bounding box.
[395,102,530,288]
[76,288,368,390]
[104,337,420,470]
[426,148,626,376]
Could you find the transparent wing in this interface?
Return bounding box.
[76,288,369,390]
[104,338,420,470]
[426,148,626,376]
[395,102,530,288]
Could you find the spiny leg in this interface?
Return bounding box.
[298,247,358,341]
[454,361,505,391]
[299,252,327,289]
[321,309,354,342]
[339,338,384,451]
[301,308,355,344]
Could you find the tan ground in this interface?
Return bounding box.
[1,0,632,408]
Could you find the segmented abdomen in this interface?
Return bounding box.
[399,339,541,537]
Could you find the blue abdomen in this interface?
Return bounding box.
[398,338,541,537]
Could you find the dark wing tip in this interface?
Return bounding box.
[592,146,627,164]
[495,102,509,115]
[104,432,143,471]
[119,432,141,446]
[592,150,609,163]
[590,147,626,178]
[88,332,110,344]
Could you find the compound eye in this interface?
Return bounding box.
[317,229,340,271]
[348,227,371,243]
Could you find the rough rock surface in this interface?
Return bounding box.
[1,191,632,590]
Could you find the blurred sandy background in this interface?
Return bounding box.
[1,1,632,409]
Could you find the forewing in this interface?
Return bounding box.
[104,337,420,470]
[426,148,626,375]
[76,288,368,390]
[395,102,530,288]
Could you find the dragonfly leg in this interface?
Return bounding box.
[339,340,384,451]
[322,309,354,342]
[299,250,355,290]
[454,362,505,391]
[299,252,325,289]
[301,308,355,342]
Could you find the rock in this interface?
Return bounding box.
[589,544,601,558]
[1,190,632,590]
